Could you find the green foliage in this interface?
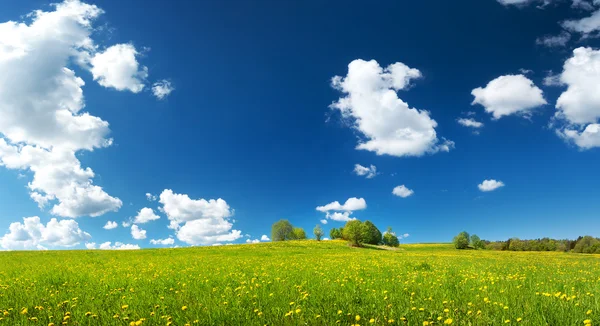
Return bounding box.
[363,221,383,245]
[329,228,342,240]
[453,231,470,249]
[271,219,293,241]
[382,227,400,247]
[573,236,600,254]
[289,227,307,240]
[470,234,485,249]
[342,220,367,246]
[313,224,324,241]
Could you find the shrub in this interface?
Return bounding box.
[271,219,293,241]
[363,221,382,245]
[343,220,367,246]
[313,225,324,241]
[453,231,469,249]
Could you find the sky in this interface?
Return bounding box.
[1,0,600,250]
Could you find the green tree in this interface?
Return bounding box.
[453,231,470,249]
[271,219,293,241]
[342,220,367,246]
[329,228,341,239]
[289,227,307,240]
[363,221,383,245]
[313,224,324,241]
[382,227,400,247]
[470,234,485,249]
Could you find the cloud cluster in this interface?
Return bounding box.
[159,189,241,245]
[150,238,175,245]
[86,242,140,250]
[392,185,414,198]
[0,216,90,250]
[330,59,453,157]
[152,80,175,100]
[472,75,547,119]
[103,221,118,230]
[317,197,366,222]
[131,225,147,240]
[133,207,160,224]
[353,164,378,178]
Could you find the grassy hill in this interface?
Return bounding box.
[0,241,598,325]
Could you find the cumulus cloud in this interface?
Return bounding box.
[90,44,147,93]
[472,75,547,119]
[478,179,505,192]
[457,118,484,128]
[261,235,270,241]
[558,124,600,149]
[0,216,91,250]
[131,225,147,240]
[103,221,118,230]
[152,80,175,100]
[246,239,260,244]
[0,0,167,218]
[88,241,140,250]
[316,197,367,212]
[159,189,241,246]
[146,193,157,201]
[133,207,160,224]
[150,238,175,245]
[325,211,356,222]
[392,185,414,198]
[536,32,571,47]
[563,9,600,35]
[330,59,453,157]
[353,164,378,178]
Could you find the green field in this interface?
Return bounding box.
[0,241,598,325]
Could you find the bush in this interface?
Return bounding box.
[271,219,293,241]
[329,228,342,239]
[453,231,470,249]
[382,227,400,247]
[363,221,382,245]
[343,220,367,246]
[289,227,307,240]
[470,234,485,249]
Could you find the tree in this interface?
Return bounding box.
[453,231,469,249]
[289,227,307,240]
[382,227,400,247]
[329,228,341,239]
[363,221,383,245]
[313,225,324,241]
[343,220,367,246]
[271,219,293,241]
[470,234,485,249]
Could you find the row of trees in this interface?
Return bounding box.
[272,219,401,247]
[453,231,600,254]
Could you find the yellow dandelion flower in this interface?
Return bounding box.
[181,306,188,311]
[356,315,361,321]
[444,318,453,325]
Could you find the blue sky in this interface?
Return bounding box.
[1,0,600,250]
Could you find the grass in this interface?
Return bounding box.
[0,241,598,325]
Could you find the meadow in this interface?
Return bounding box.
[0,241,598,325]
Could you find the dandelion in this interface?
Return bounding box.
[356,315,361,321]
[181,306,187,311]
[444,318,453,325]
[370,318,375,323]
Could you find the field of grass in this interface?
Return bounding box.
[0,241,598,325]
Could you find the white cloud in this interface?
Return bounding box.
[316,197,367,212]
[103,221,118,230]
[131,224,147,240]
[330,59,453,157]
[496,0,532,4]
[97,241,140,250]
[85,242,96,249]
[146,193,157,201]
[457,118,484,128]
[122,221,131,228]
[246,239,260,244]
[478,179,505,192]
[320,219,328,224]
[472,75,547,119]
[392,185,414,198]
[563,9,600,35]
[402,233,410,238]
[558,124,600,148]
[0,0,166,218]
[260,235,270,241]
[150,238,175,245]
[353,164,378,178]
[326,212,356,222]
[572,0,596,10]
[90,44,147,93]
[323,237,330,241]
[536,32,571,47]
[0,216,91,250]
[152,80,175,100]
[556,47,600,125]
[133,207,160,224]
[159,189,241,246]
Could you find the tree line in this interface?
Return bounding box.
[453,231,600,254]
[271,219,401,247]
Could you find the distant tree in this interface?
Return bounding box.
[573,236,600,254]
[271,219,293,241]
[329,228,341,239]
[339,227,346,240]
[453,231,470,249]
[382,227,400,247]
[313,224,324,241]
[470,234,485,249]
[289,227,307,240]
[343,220,367,246]
[363,221,383,245]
